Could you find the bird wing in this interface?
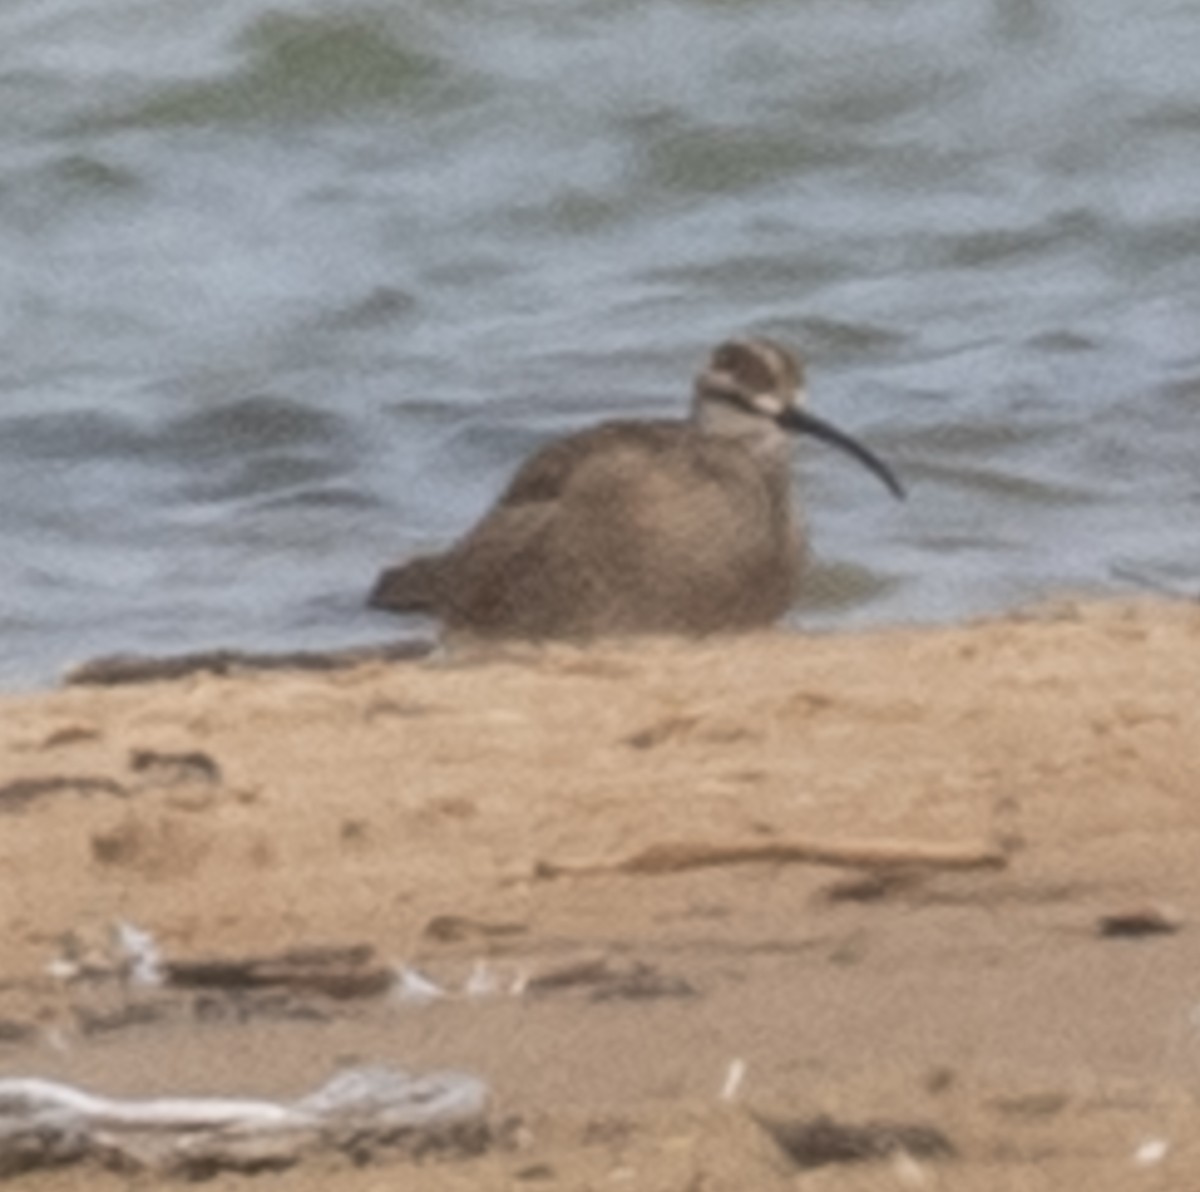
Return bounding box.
[494,421,683,506]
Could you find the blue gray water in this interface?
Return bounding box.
[3,0,1198,688]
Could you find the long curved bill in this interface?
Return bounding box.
[778,406,905,500]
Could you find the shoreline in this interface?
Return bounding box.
[3,596,1200,1187]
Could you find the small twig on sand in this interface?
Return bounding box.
[535,837,1008,880]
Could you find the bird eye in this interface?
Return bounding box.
[712,344,742,371]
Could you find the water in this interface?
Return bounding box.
[2,0,1198,688]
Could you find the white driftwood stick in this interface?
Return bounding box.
[0,1065,488,1175]
[0,1078,306,1131]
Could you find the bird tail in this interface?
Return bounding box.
[368,555,444,611]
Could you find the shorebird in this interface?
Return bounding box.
[369,338,903,639]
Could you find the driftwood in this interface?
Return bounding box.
[1096,904,1183,939]
[0,1064,488,1178]
[756,1112,956,1169]
[0,775,127,813]
[164,944,393,1000]
[64,640,435,687]
[535,836,1009,880]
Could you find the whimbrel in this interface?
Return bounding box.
[369,338,903,639]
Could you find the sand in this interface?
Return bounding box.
[3,597,1200,1188]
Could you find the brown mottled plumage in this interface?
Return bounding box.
[369,338,903,639]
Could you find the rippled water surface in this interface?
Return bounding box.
[3,0,1198,686]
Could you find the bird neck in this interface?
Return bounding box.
[692,391,791,461]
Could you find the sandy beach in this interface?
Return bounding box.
[3,597,1200,1188]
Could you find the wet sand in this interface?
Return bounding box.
[3,598,1200,1188]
